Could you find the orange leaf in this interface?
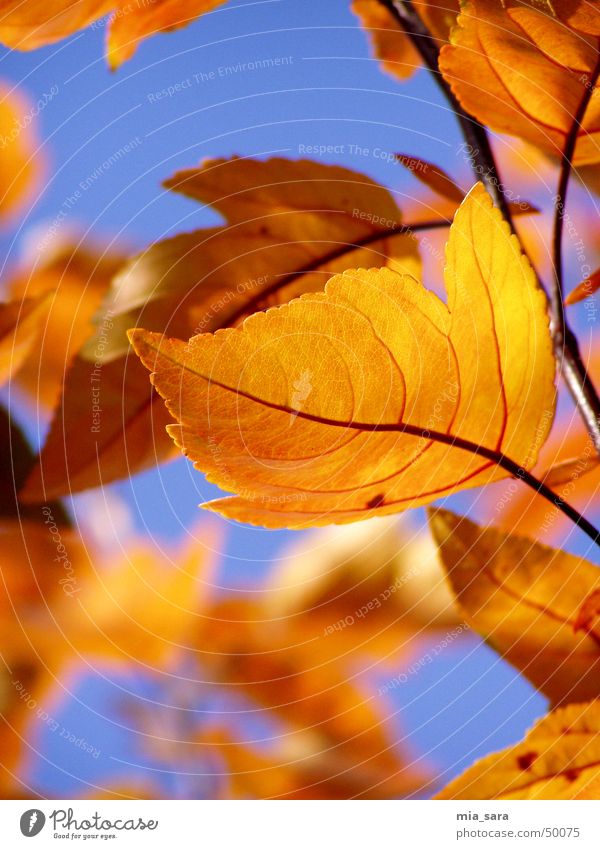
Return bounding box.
[396,153,466,205]
[24,157,420,500]
[0,0,226,68]
[542,452,600,488]
[565,267,600,306]
[440,0,600,164]
[106,0,226,70]
[0,1,114,50]
[0,293,49,387]
[8,239,127,408]
[430,509,600,706]
[130,183,555,529]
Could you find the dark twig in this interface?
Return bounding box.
[225,216,450,325]
[378,0,600,455]
[207,384,600,549]
[551,54,600,452]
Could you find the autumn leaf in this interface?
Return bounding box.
[437,700,600,799]
[106,0,226,69]
[0,405,69,524]
[0,0,113,50]
[24,156,421,500]
[0,81,43,223]
[506,0,600,36]
[0,0,227,69]
[353,0,459,81]
[542,452,600,488]
[130,183,555,529]
[430,509,600,706]
[7,238,127,408]
[396,152,538,220]
[439,0,600,164]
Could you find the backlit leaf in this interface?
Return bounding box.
[24,157,420,500]
[8,238,127,408]
[430,509,600,706]
[106,0,226,69]
[130,183,555,529]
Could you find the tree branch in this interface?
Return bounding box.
[550,54,600,453]
[378,0,600,455]
[283,406,600,550]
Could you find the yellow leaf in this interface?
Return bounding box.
[130,183,555,529]
[24,156,420,499]
[437,701,600,799]
[440,0,600,164]
[430,509,600,706]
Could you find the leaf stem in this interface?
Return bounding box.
[551,53,600,453]
[288,408,600,550]
[377,0,600,456]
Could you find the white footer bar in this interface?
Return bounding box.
[1,800,598,847]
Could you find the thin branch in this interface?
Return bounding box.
[273,404,600,550]
[550,54,600,453]
[378,0,600,455]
